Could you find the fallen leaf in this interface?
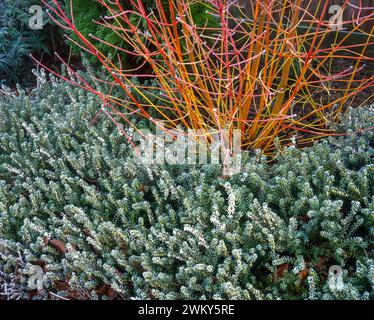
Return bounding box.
[97,284,116,299]
[275,263,289,280]
[49,239,67,255]
[107,287,116,299]
[43,236,49,245]
[97,284,108,295]
[298,269,309,283]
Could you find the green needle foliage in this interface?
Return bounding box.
[62,0,218,68]
[0,0,51,86]
[0,73,373,300]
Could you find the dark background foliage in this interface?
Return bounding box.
[0,0,60,87]
[63,0,218,70]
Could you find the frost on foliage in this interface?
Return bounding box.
[0,76,373,300]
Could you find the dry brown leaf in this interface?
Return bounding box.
[43,236,49,245]
[49,239,67,255]
[107,287,116,299]
[275,263,289,280]
[97,284,116,299]
[298,268,309,283]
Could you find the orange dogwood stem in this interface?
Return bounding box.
[39,0,373,153]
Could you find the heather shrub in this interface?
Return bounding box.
[0,74,373,300]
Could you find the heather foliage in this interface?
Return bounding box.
[0,76,373,300]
